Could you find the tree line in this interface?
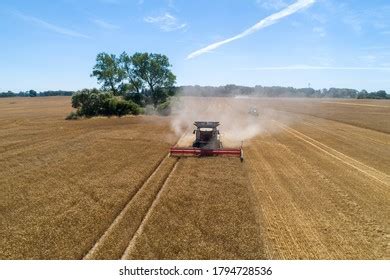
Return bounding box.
[0,90,74,98]
[2,85,388,100]
[178,85,389,99]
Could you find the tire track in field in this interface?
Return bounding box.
[273,120,390,188]
[300,119,389,146]
[83,134,185,259]
[83,153,177,259]
[277,109,390,146]
[248,128,384,258]
[120,161,179,259]
[272,107,389,135]
[296,119,390,173]
[268,132,375,258]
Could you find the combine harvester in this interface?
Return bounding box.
[170,121,243,161]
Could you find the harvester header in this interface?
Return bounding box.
[170,121,243,161]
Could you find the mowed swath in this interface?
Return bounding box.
[1,97,389,259]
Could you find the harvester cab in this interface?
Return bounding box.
[170,121,243,161]
[192,121,221,150]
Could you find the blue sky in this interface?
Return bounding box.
[0,0,390,92]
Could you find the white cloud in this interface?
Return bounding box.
[144,13,187,32]
[92,19,120,30]
[187,0,315,59]
[14,11,90,38]
[256,0,289,10]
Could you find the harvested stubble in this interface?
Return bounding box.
[84,157,178,259]
[122,157,265,260]
[0,97,175,259]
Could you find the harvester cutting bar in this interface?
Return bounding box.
[170,147,243,161]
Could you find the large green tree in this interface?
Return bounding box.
[119,52,144,104]
[91,53,125,96]
[91,51,176,107]
[130,52,176,106]
[119,52,143,94]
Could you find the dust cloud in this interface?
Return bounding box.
[170,93,277,147]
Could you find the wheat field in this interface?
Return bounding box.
[1,96,389,259]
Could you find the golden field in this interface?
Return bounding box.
[1,96,389,259]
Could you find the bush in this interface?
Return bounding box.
[104,98,141,116]
[69,89,141,118]
[123,90,143,106]
[124,99,142,115]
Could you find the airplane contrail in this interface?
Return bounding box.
[187,0,316,59]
